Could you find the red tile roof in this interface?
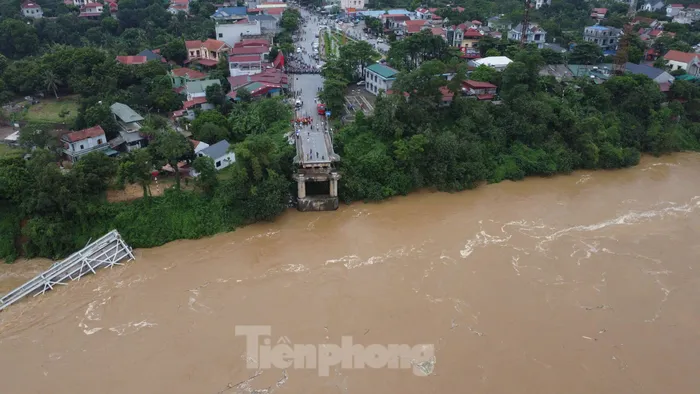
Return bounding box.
[63,126,105,142]
[182,97,207,110]
[190,139,203,149]
[248,7,262,12]
[471,19,482,24]
[234,39,270,47]
[658,82,671,92]
[21,1,40,9]
[202,38,228,52]
[229,54,263,62]
[185,40,202,49]
[265,7,284,14]
[664,49,698,64]
[431,14,443,20]
[592,7,607,14]
[463,28,483,38]
[439,86,454,101]
[197,59,219,66]
[405,20,426,26]
[453,6,465,12]
[430,27,446,37]
[428,8,438,12]
[116,55,148,65]
[382,14,410,21]
[688,4,700,9]
[230,46,268,55]
[228,75,250,89]
[171,67,207,79]
[476,94,495,100]
[83,2,101,6]
[669,3,683,7]
[464,80,497,89]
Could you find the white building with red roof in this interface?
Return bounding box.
[215,19,261,47]
[21,0,43,18]
[663,50,700,73]
[61,126,114,162]
[78,2,103,18]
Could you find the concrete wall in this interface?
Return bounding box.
[216,21,262,47]
[67,135,107,153]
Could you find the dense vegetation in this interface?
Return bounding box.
[2,0,700,263]
[0,97,294,261]
[324,37,700,202]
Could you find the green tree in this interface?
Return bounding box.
[570,41,603,65]
[117,149,154,198]
[149,129,193,190]
[192,156,218,196]
[161,39,187,64]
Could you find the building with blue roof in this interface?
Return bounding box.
[211,7,248,22]
[583,24,621,52]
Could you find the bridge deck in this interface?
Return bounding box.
[298,129,331,164]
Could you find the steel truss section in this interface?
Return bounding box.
[0,230,135,312]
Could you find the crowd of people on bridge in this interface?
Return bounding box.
[286,53,321,75]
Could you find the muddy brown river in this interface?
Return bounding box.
[1,154,699,394]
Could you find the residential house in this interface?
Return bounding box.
[185,79,221,101]
[61,126,113,162]
[249,14,278,32]
[21,0,43,18]
[583,25,621,51]
[227,68,288,92]
[415,8,433,20]
[211,6,248,22]
[110,103,147,152]
[170,67,208,88]
[228,55,264,76]
[215,19,262,46]
[105,0,117,14]
[534,0,550,9]
[445,25,464,47]
[508,23,547,48]
[470,56,513,71]
[663,50,700,72]
[461,28,484,50]
[340,0,364,10]
[625,62,674,85]
[136,49,166,63]
[78,2,103,18]
[402,20,427,36]
[168,0,189,14]
[191,139,210,155]
[185,39,230,67]
[640,0,664,12]
[430,27,447,41]
[229,43,270,63]
[673,4,700,24]
[364,63,399,95]
[191,140,235,176]
[590,7,608,20]
[667,3,684,17]
[487,15,511,31]
[116,56,148,65]
[264,7,285,19]
[381,14,411,32]
[462,80,498,100]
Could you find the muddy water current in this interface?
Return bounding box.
[1,154,699,394]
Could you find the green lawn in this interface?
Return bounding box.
[0,144,21,158]
[20,96,79,124]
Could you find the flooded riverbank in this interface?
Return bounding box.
[1,153,699,394]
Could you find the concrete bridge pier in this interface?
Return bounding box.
[297,174,306,199]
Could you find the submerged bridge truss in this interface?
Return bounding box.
[0,230,135,312]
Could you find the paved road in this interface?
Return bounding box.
[343,20,390,53]
[292,7,331,164]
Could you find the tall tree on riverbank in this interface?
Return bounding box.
[150,129,193,190]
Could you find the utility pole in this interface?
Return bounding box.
[520,0,532,48]
[613,0,638,75]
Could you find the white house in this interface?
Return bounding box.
[640,0,665,12]
[470,56,513,71]
[61,126,113,162]
[215,20,262,47]
[191,139,210,154]
[508,23,547,48]
[667,3,684,17]
[364,63,399,95]
[340,0,364,10]
[191,140,235,176]
[534,0,550,9]
[21,0,43,18]
[663,50,700,72]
